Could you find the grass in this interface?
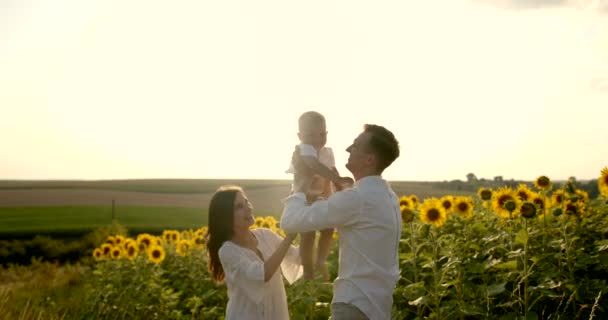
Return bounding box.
[0,206,254,238]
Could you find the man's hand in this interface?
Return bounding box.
[335,177,354,191]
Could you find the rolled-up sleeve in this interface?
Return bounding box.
[281,189,361,233]
[219,243,266,304]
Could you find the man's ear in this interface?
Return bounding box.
[365,153,376,167]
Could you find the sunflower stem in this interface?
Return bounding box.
[523,218,529,318]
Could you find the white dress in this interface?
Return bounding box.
[218,228,303,320]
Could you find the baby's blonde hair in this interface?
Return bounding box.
[298,111,326,133]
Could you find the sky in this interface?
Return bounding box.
[1,0,607,182]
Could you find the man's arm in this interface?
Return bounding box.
[281,189,361,233]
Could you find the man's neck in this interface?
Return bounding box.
[354,171,381,182]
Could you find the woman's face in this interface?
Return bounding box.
[232,191,254,231]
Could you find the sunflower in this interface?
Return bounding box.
[100,244,113,258]
[114,235,125,247]
[410,195,419,208]
[93,248,104,261]
[105,236,116,246]
[531,194,548,214]
[563,200,580,218]
[195,226,208,237]
[419,198,447,227]
[110,247,122,260]
[440,196,454,213]
[137,234,154,251]
[181,230,193,240]
[147,245,166,264]
[534,176,552,191]
[516,184,533,201]
[123,239,137,251]
[453,197,474,218]
[520,201,537,219]
[574,189,589,204]
[399,195,412,208]
[192,235,206,247]
[599,167,608,197]
[176,240,191,257]
[162,230,173,242]
[492,187,520,218]
[478,188,493,201]
[551,190,566,207]
[125,244,138,260]
[400,206,414,223]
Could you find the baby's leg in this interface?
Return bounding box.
[316,228,334,281]
[300,231,316,280]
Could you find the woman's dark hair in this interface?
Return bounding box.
[206,185,242,283]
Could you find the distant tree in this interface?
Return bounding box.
[494,176,503,182]
[568,176,577,183]
[466,173,478,183]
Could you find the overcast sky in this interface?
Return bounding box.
[1,0,607,181]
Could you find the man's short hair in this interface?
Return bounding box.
[298,111,326,133]
[364,124,400,173]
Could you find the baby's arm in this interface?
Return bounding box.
[300,156,341,184]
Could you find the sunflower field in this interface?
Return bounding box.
[1,168,607,319]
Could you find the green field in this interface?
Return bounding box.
[0,179,290,194]
[0,206,211,238]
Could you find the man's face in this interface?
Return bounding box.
[345,132,374,175]
[299,122,327,149]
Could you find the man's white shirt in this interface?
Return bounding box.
[281,176,402,320]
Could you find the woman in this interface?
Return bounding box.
[206,185,302,320]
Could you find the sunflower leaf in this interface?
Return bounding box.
[516,229,529,245]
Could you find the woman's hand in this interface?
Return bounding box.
[284,233,297,243]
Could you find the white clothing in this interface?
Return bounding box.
[219,228,303,320]
[285,144,335,174]
[281,176,402,320]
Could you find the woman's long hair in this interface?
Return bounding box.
[206,185,242,283]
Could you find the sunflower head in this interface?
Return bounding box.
[563,201,583,218]
[125,244,138,260]
[419,198,447,227]
[148,245,166,264]
[551,190,566,206]
[453,197,474,218]
[93,248,104,261]
[599,167,608,197]
[400,206,415,223]
[440,196,454,212]
[176,240,191,257]
[504,200,517,213]
[552,207,563,217]
[193,235,206,247]
[101,244,113,258]
[478,188,492,201]
[520,202,537,219]
[534,176,552,191]
[492,187,520,218]
[105,236,116,246]
[516,184,533,201]
[110,247,122,260]
[410,195,419,206]
[531,195,547,211]
[399,196,411,208]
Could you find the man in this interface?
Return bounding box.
[281,124,401,320]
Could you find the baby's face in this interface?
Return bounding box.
[299,122,327,149]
